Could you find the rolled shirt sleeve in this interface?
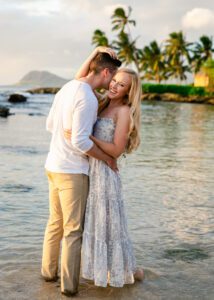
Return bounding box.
[71,96,97,153]
[46,92,60,133]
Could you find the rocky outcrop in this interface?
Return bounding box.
[142,93,214,105]
[0,106,10,117]
[26,87,60,94]
[17,71,68,87]
[8,94,27,103]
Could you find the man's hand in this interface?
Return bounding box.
[66,129,118,171]
[106,158,118,172]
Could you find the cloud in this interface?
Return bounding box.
[21,1,60,16]
[0,0,214,84]
[182,8,214,29]
[0,0,60,16]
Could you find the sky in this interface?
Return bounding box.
[0,0,213,84]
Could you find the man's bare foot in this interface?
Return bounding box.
[134,268,145,281]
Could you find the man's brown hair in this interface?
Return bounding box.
[89,52,121,74]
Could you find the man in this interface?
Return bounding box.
[41,50,121,297]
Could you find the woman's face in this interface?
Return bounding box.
[108,71,131,100]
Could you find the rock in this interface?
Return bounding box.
[161,93,183,102]
[0,106,10,117]
[8,94,27,103]
[26,87,60,94]
[142,93,162,101]
[207,98,214,105]
[28,113,44,116]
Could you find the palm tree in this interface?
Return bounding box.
[140,41,169,83]
[168,63,190,81]
[165,31,191,62]
[111,7,140,71]
[92,29,110,47]
[91,7,141,72]
[164,31,192,81]
[192,35,214,73]
[113,31,140,71]
[111,6,136,32]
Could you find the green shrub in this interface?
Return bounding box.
[188,87,206,96]
[142,83,207,96]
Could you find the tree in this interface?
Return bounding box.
[112,30,140,71]
[111,6,136,32]
[192,35,214,73]
[140,41,170,83]
[164,31,192,81]
[91,7,214,83]
[91,7,140,71]
[111,7,140,71]
[92,29,110,47]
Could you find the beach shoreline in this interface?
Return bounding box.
[25,87,214,105]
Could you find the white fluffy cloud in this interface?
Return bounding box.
[182,8,214,29]
[0,0,60,16]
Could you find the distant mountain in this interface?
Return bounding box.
[17,70,69,87]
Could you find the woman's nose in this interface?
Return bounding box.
[111,82,118,89]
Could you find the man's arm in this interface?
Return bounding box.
[64,129,117,169]
[46,92,60,133]
[70,96,117,171]
[86,144,117,171]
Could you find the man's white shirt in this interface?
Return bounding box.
[45,79,98,175]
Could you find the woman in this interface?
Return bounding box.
[65,47,144,287]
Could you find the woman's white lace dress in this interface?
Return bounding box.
[81,117,136,287]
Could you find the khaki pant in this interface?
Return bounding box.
[41,171,89,293]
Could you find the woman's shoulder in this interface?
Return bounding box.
[117,105,130,117]
[115,105,130,124]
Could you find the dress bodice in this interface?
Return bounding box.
[93,117,116,143]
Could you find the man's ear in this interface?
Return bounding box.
[102,68,109,77]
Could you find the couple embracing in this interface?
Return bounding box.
[41,46,144,297]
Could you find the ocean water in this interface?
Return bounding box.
[0,88,214,299]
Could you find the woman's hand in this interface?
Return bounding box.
[89,135,96,142]
[75,46,118,80]
[64,129,72,140]
[95,46,118,59]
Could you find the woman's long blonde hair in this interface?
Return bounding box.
[98,68,142,154]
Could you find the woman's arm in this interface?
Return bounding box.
[75,46,117,79]
[90,107,130,158]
